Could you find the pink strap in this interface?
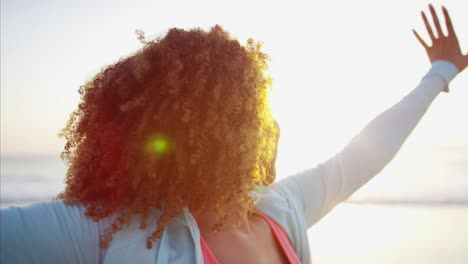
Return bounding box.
[200,236,219,264]
[200,211,301,264]
[255,211,301,264]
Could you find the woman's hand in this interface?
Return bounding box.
[412,4,467,73]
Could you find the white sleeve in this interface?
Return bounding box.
[275,60,459,228]
[0,200,111,263]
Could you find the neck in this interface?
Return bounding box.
[193,207,254,238]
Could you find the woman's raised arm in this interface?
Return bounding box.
[0,200,110,263]
[275,4,465,228]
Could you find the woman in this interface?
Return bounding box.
[1,4,466,264]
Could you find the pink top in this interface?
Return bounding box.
[200,211,301,264]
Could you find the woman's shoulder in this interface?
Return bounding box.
[254,180,310,263]
[254,179,307,231]
[255,176,305,210]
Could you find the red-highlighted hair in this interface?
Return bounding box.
[57,25,278,249]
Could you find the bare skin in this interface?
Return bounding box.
[196,210,289,264]
[412,5,467,73]
[196,4,466,264]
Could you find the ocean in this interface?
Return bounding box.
[1,147,467,263]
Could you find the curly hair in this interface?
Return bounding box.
[56,25,279,249]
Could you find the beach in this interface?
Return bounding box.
[309,203,468,264]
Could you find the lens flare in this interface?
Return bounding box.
[152,138,168,153]
[145,133,173,158]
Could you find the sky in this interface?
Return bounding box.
[1,0,467,162]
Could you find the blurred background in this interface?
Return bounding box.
[1,0,467,263]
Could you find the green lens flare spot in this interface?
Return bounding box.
[152,138,168,153]
[145,133,173,158]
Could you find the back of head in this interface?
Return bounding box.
[57,25,279,248]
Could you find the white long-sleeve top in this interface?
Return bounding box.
[0,60,460,264]
[279,60,459,228]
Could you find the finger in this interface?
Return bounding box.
[442,6,455,36]
[412,29,429,49]
[429,4,443,38]
[421,11,435,42]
